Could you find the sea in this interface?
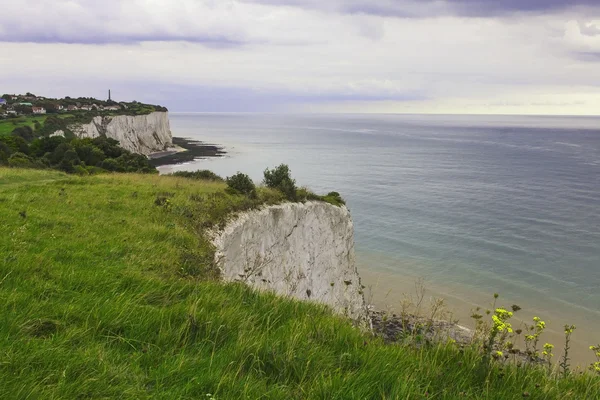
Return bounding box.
[157,113,600,364]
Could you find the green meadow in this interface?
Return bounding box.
[0,168,598,399]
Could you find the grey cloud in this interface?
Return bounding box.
[0,0,255,46]
[574,51,600,62]
[0,33,248,47]
[578,21,600,36]
[3,0,600,46]
[243,0,600,17]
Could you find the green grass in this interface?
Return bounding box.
[0,168,598,399]
[0,116,48,136]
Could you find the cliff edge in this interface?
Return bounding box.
[68,111,172,155]
[212,201,370,327]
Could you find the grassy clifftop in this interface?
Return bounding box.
[0,169,598,399]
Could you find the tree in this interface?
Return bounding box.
[226,173,256,197]
[0,142,11,165]
[0,135,30,154]
[8,152,36,168]
[263,164,297,201]
[13,105,32,114]
[11,126,35,141]
[30,136,67,157]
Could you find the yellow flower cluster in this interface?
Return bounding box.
[533,317,546,330]
[492,308,514,333]
[564,325,576,334]
[542,343,554,357]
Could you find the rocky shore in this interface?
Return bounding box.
[149,137,225,166]
[370,310,473,345]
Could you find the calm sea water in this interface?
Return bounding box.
[158,113,600,355]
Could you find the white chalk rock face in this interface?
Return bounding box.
[213,202,370,326]
[68,112,172,155]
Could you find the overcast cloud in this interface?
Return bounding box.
[1,0,600,114]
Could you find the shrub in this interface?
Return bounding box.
[323,191,346,206]
[171,170,224,182]
[226,172,256,197]
[8,152,41,169]
[58,149,80,173]
[29,136,67,157]
[296,187,323,202]
[11,126,36,141]
[264,164,297,201]
[75,145,106,166]
[100,158,120,172]
[0,142,11,165]
[0,135,30,154]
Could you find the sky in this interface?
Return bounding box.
[1,0,600,114]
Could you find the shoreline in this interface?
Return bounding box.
[360,266,597,367]
[149,137,225,167]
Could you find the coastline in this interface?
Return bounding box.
[360,266,597,367]
[148,137,225,167]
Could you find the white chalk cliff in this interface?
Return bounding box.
[212,201,370,326]
[68,112,172,155]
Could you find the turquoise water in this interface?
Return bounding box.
[158,113,600,352]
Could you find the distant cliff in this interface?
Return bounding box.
[68,112,172,155]
[212,201,370,327]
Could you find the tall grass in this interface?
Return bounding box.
[0,168,598,399]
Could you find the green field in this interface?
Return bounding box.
[0,168,598,399]
[0,116,48,136]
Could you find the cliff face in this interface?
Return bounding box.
[68,112,172,155]
[212,202,370,326]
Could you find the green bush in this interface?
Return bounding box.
[0,134,157,174]
[0,135,30,154]
[8,152,41,169]
[29,136,67,157]
[296,187,323,202]
[323,191,346,206]
[264,164,297,201]
[226,172,256,197]
[171,170,224,182]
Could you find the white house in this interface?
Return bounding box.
[32,107,46,114]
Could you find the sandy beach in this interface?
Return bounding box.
[359,264,598,368]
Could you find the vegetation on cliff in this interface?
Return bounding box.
[0,168,598,399]
[0,135,157,173]
[0,92,167,140]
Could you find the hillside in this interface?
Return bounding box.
[0,93,168,140]
[0,168,598,399]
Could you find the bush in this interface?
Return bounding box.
[296,187,323,202]
[0,135,30,155]
[11,126,36,141]
[263,164,297,201]
[74,144,106,166]
[171,170,224,182]
[8,152,42,169]
[323,191,346,206]
[29,136,67,157]
[226,172,256,197]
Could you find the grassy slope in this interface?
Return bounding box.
[0,116,48,136]
[0,168,598,399]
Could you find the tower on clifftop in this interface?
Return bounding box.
[108,89,111,102]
